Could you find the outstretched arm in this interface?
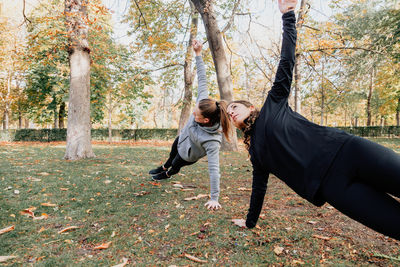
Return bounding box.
[269,0,298,101]
[193,40,208,102]
[203,141,222,210]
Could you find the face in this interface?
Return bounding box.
[227,102,254,128]
[193,104,210,124]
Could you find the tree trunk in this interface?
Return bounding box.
[18,111,22,129]
[59,102,66,128]
[396,97,400,126]
[24,118,29,128]
[4,73,11,130]
[179,4,198,133]
[320,62,325,126]
[108,93,112,143]
[191,0,238,151]
[293,0,307,113]
[54,107,59,129]
[366,68,374,126]
[64,0,95,160]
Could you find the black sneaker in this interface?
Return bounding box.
[152,171,171,181]
[149,166,166,176]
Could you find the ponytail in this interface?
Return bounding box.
[198,99,232,142]
[216,100,231,142]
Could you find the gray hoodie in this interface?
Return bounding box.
[177,56,222,202]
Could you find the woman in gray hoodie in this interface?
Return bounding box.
[149,40,231,210]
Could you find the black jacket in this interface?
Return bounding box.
[246,11,351,228]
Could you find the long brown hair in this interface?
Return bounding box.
[198,98,231,141]
[229,100,260,150]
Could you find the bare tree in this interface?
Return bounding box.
[190,0,238,151]
[178,2,199,132]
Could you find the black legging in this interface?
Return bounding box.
[164,136,195,176]
[318,136,400,240]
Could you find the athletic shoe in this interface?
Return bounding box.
[152,171,171,181]
[149,166,165,176]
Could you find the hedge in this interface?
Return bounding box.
[0,128,178,142]
[0,126,399,142]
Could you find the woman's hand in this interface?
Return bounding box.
[192,39,203,56]
[231,219,247,228]
[205,200,221,210]
[278,0,297,14]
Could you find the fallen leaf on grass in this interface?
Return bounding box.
[149,181,161,186]
[173,184,184,189]
[27,177,41,182]
[111,257,128,267]
[292,259,305,265]
[0,256,17,263]
[0,225,14,235]
[133,191,150,197]
[58,226,79,234]
[38,172,50,176]
[238,187,251,191]
[33,213,49,220]
[20,208,36,218]
[184,253,207,263]
[184,194,209,201]
[273,246,284,255]
[307,220,317,225]
[41,203,57,207]
[60,188,69,191]
[93,241,112,250]
[312,234,331,241]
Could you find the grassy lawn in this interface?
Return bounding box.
[1,138,400,266]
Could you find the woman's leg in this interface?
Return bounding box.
[319,137,400,240]
[351,136,400,198]
[163,136,180,169]
[167,154,196,176]
[149,136,179,175]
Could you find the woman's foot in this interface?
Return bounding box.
[151,171,171,181]
[149,165,166,176]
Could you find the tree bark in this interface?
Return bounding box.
[366,68,374,126]
[178,3,198,133]
[108,92,112,143]
[293,0,307,113]
[64,0,95,160]
[396,98,400,126]
[191,0,238,151]
[59,102,65,128]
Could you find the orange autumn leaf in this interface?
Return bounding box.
[93,241,112,250]
[20,208,35,218]
[0,225,15,235]
[58,226,79,234]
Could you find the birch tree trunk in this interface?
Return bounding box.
[191,0,238,151]
[64,0,95,160]
[178,3,198,133]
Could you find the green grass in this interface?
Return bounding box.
[1,139,400,266]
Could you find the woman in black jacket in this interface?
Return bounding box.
[229,0,400,241]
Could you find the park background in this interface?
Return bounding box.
[1,0,400,266]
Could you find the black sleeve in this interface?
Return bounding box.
[245,160,269,229]
[268,11,297,101]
